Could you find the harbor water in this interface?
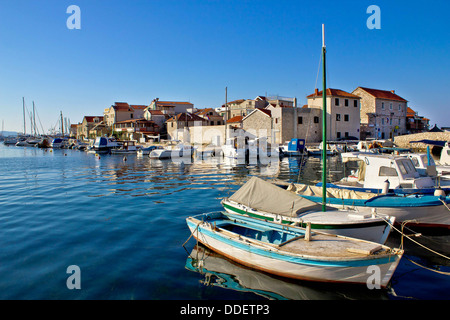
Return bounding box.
[0,144,449,300]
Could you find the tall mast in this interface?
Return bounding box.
[60,111,64,136]
[33,101,36,136]
[23,97,26,135]
[321,24,327,212]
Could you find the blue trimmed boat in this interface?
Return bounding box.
[323,152,450,195]
[186,211,403,287]
[221,176,394,244]
[288,182,450,230]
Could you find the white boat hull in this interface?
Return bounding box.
[222,199,393,244]
[187,216,402,287]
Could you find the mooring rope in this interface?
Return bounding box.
[375,214,450,276]
[440,198,450,212]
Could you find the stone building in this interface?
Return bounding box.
[352,87,408,140]
[218,96,296,121]
[146,99,194,116]
[195,108,225,126]
[78,116,104,139]
[166,112,208,142]
[241,106,322,145]
[306,88,361,140]
[103,102,147,131]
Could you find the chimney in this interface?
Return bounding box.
[391,90,395,94]
[315,88,319,95]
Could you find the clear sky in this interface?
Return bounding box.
[0,0,449,133]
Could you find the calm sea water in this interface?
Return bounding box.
[0,144,449,300]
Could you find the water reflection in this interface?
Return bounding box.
[185,245,389,300]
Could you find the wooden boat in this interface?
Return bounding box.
[186,211,403,287]
[221,176,394,244]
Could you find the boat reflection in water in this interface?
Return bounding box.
[185,245,389,300]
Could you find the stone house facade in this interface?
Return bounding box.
[146,99,194,116]
[78,116,104,139]
[166,112,208,142]
[103,102,147,129]
[241,106,322,145]
[195,108,225,126]
[307,88,361,140]
[352,87,408,140]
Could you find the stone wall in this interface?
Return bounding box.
[394,132,450,150]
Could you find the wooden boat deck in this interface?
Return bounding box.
[279,234,385,259]
[212,219,388,259]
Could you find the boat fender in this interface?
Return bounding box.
[434,188,445,197]
[382,180,390,194]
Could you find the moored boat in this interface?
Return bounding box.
[326,152,449,195]
[110,140,138,154]
[186,211,403,287]
[287,182,450,231]
[221,177,394,244]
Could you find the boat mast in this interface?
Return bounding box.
[33,101,36,136]
[321,24,327,212]
[23,97,26,135]
[60,111,64,136]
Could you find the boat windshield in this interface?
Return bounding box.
[397,159,417,176]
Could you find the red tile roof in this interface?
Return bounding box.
[83,116,104,123]
[167,113,207,122]
[147,110,164,116]
[307,88,360,99]
[226,115,243,123]
[256,108,271,117]
[130,105,147,110]
[357,87,407,102]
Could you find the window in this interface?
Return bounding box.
[354,100,358,108]
[130,113,134,119]
[298,116,303,124]
[379,166,398,176]
[345,99,349,107]
[398,104,401,111]
[345,132,349,137]
[337,132,341,138]
[381,102,385,109]
[314,116,319,123]
[335,98,339,106]
[390,103,393,110]
[381,118,385,125]
[344,114,349,122]
[336,114,341,121]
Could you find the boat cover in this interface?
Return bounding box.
[228,177,323,217]
[288,183,376,200]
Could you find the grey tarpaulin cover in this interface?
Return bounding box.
[228,176,323,217]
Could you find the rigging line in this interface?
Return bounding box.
[376,214,450,261]
[314,50,322,91]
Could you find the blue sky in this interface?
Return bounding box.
[0,0,449,133]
